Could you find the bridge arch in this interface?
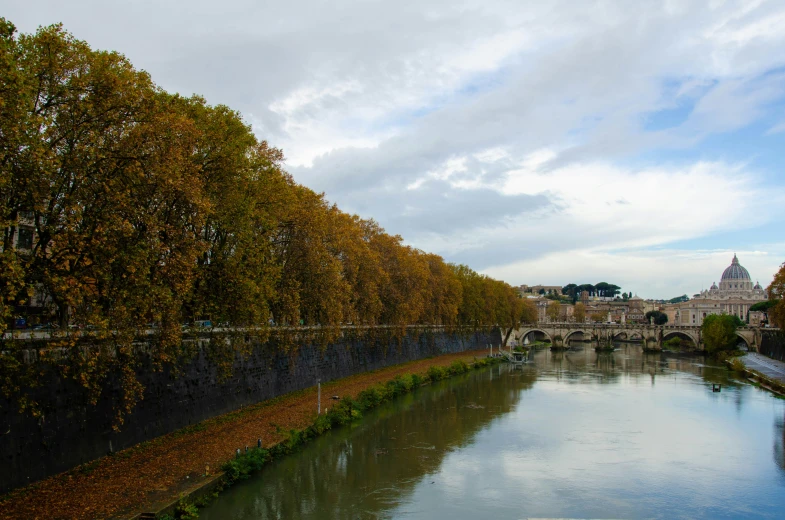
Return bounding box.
[662,330,699,349]
[735,332,751,350]
[519,328,553,345]
[564,329,591,343]
[612,329,644,341]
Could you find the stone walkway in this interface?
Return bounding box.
[742,353,785,385]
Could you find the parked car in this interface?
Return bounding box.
[32,323,58,330]
[194,320,212,328]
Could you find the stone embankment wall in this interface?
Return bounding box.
[761,329,785,361]
[0,328,500,493]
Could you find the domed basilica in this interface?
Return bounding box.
[676,254,767,325]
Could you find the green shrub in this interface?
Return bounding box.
[222,447,270,484]
[427,365,446,381]
[355,387,383,411]
[447,360,469,376]
[327,397,358,425]
[176,500,199,519]
[729,357,746,372]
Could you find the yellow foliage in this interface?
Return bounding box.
[0,19,535,427]
[768,262,785,329]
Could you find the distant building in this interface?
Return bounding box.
[626,295,646,323]
[749,311,767,327]
[518,284,562,296]
[675,254,767,325]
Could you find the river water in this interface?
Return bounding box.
[199,346,785,519]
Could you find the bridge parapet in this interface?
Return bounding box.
[516,322,766,351]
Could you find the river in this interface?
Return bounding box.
[199,345,785,519]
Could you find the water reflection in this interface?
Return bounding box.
[775,412,785,474]
[201,347,785,520]
[202,367,537,519]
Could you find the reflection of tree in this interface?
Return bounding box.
[203,348,762,519]
[203,366,537,519]
[595,352,617,376]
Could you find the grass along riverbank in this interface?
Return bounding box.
[0,349,498,520]
[183,357,503,519]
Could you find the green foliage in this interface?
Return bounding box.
[663,336,690,350]
[668,295,690,304]
[701,314,740,354]
[427,365,447,381]
[175,500,200,520]
[222,448,270,483]
[750,300,778,312]
[645,310,668,325]
[729,357,746,372]
[594,282,621,298]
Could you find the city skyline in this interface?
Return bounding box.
[513,251,777,300]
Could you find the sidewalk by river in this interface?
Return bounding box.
[742,352,785,386]
[0,349,490,520]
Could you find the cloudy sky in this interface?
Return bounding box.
[5,0,785,298]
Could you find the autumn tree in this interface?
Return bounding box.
[420,253,462,326]
[0,19,539,428]
[574,302,586,323]
[520,298,537,324]
[768,262,785,329]
[546,300,561,321]
[0,20,213,423]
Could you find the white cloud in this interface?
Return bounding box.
[766,121,785,135]
[486,248,784,299]
[5,0,785,296]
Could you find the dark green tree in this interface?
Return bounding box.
[576,283,595,297]
[645,310,668,325]
[562,283,578,302]
[701,314,739,354]
[750,300,778,312]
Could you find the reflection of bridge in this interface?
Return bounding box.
[514,323,762,351]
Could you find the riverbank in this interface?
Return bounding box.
[0,349,493,519]
[730,352,785,397]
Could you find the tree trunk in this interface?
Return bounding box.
[502,326,514,347]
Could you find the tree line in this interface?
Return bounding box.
[0,20,535,425]
[561,282,622,301]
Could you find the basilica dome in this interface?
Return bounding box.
[721,254,751,281]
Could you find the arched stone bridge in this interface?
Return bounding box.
[513,323,762,351]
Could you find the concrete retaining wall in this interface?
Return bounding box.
[0,328,500,493]
[761,329,785,361]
